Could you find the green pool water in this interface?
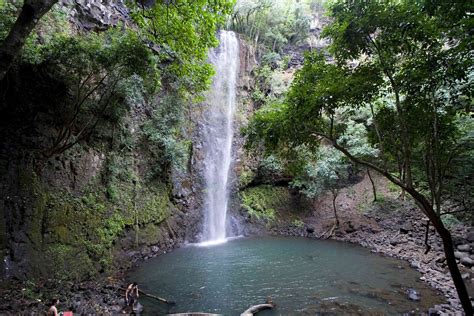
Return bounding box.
[128,236,444,315]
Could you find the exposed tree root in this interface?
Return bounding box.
[320,220,340,239]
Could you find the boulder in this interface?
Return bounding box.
[467,232,474,242]
[345,225,356,233]
[435,255,446,263]
[452,235,466,246]
[454,251,467,259]
[399,223,412,234]
[457,244,471,252]
[406,288,421,301]
[390,239,399,246]
[460,257,474,267]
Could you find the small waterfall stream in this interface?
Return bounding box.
[201,31,239,244]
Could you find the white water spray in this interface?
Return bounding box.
[201,31,239,244]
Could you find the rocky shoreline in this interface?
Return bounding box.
[273,206,474,315]
[335,222,473,315]
[0,240,184,314]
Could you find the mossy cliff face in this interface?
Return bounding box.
[0,1,204,284]
[0,133,197,283]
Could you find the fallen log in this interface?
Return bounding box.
[119,287,176,305]
[139,289,176,305]
[241,297,275,316]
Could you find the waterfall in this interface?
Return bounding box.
[201,31,239,244]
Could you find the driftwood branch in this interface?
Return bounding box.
[119,287,175,305]
[241,298,275,316]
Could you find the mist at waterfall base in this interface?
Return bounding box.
[199,30,240,245]
[129,237,444,315]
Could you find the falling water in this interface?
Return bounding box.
[201,31,239,244]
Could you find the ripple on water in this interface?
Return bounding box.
[128,236,444,315]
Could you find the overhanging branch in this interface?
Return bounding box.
[310,132,432,219]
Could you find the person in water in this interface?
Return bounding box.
[47,298,59,316]
[125,282,139,307]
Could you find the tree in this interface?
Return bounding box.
[291,146,349,232]
[228,0,311,53]
[245,0,473,313]
[338,117,380,202]
[130,0,234,92]
[0,0,235,87]
[0,0,235,158]
[0,0,58,80]
[39,29,157,157]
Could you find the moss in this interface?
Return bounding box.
[292,219,304,228]
[10,163,180,282]
[387,181,401,194]
[238,168,256,188]
[43,244,95,282]
[240,185,292,224]
[138,224,161,246]
[139,184,171,225]
[54,226,69,242]
[17,170,47,247]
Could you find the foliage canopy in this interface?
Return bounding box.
[130,0,235,92]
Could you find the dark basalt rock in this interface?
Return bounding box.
[399,225,411,234]
[59,0,130,30]
[407,288,421,301]
[457,244,471,252]
[428,307,440,315]
[460,257,474,267]
[467,232,474,243]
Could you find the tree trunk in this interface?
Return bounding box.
[331,190,339,226]
[367,168,377,202]
[0,0,58,81]
[410,188,472,315]
[369,103,388,171]
[424,220,431,254]
[241,303,274,316]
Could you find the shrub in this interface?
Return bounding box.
[240,185,291,223]
[142,92,190,178]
